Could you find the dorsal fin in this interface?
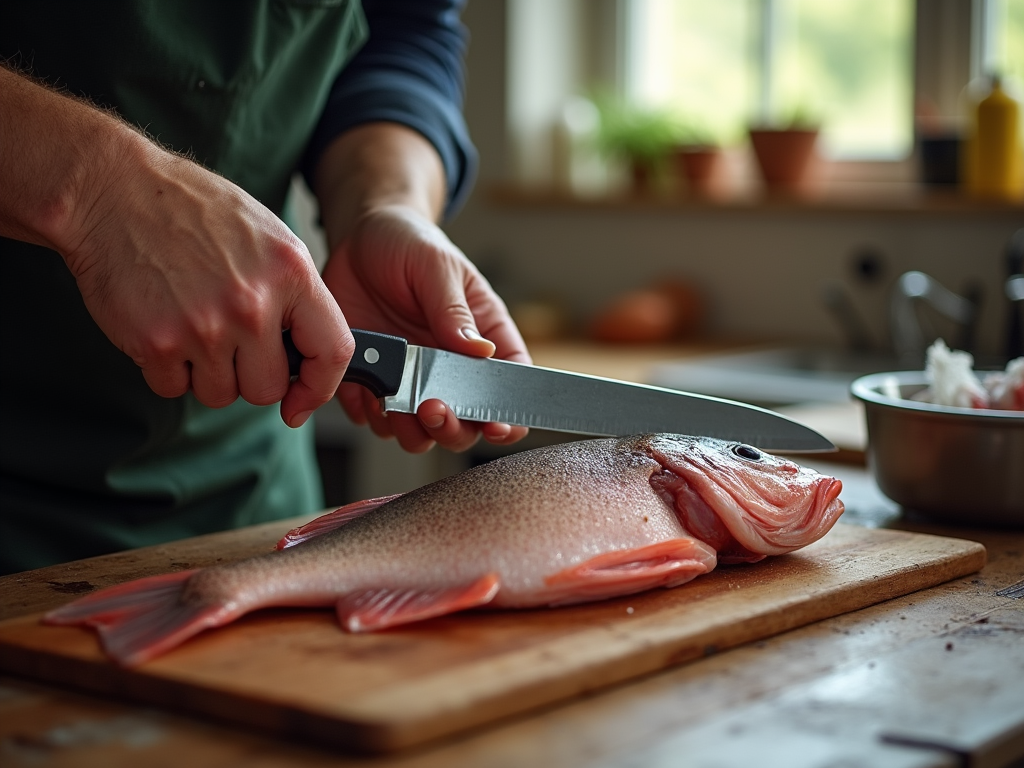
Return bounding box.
[276,494,403,549]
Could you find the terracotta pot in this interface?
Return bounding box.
[748,128,820,192]
[629,159,655,194]
[672,145,723,197]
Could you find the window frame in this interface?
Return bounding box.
[505,0,985,190]
[619,0,979,182]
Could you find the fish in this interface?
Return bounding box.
[43,434,844,667]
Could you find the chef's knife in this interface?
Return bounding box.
[284,329,834,452]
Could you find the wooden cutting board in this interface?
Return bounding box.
[0,524,985,754]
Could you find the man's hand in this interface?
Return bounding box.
[314,123,531,453]
[0,67,352,427]
[324,204,530,453]
[69,146,352,427]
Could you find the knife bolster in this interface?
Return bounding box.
[344,330,409,398]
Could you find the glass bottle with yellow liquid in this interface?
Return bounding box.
[963,74,1024,201]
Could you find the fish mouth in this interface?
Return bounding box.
[819,478,845,521]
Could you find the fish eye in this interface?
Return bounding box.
[732,444,762,462]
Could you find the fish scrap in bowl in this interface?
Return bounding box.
[879,340,1024,411]
[44,435,845,667]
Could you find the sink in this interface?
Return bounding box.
[648,347,900,406]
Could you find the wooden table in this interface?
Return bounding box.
[3,343,1022,766]
[1,460,1022,768]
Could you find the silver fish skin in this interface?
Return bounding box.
[44,435,844,666]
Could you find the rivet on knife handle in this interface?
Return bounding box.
[282,329,408,399]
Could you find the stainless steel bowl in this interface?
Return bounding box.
[851,371,1024,528]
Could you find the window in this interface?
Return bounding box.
[980,0,1024,84]
[626,0,1024,161]
[627,0,916,160]
[503,0,1024,189]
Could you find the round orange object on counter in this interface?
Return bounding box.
[590,279,704,344]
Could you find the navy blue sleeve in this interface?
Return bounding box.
[302,0,478,220]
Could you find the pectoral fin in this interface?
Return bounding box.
[336,574,501,632]
[543,539,716,605]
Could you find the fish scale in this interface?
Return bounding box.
[44,434,844,667]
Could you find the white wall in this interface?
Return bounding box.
[447,1,1022,360]
[449,202,1020,357]
[299,1,1021,502]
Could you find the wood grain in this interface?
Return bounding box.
[0,524,985,754]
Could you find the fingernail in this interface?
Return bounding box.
[460,327,486,342]
[422,413,445,429]
[291,410,313,427]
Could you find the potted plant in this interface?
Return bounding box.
[670,123,725,197]
[748,108,822,193]
[593,96,681,194]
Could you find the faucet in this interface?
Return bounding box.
[1006,228,1024,361]
[821,281,874,352]
[889,271,981,367]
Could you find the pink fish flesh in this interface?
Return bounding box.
[44,435,844,666]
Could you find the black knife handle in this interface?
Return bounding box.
[283,328,408,398]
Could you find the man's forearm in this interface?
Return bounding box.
[311,122,447,251]
[1,67,354,426]
[0,65,142,255]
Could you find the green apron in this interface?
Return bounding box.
[0,1,368,574]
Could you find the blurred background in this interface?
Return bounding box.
[300,0,1024,505]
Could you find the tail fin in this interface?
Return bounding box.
[43,571,240,667]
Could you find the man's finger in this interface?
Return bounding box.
[417,399,482,452]
[280,299,352,427]
[188,344,240,409]
[482,423,527,445]
[416,270,496,359]
[236,329,290,407]
[140,361,192,399]
[387,411,436,454]
[336,382,369,426]
[360,386,395,439]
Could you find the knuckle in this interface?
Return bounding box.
[441,301,477,327]
[143,370,188,399]
[140,328,185,362]
[451,434,482,453]
[226,285,272,334]
[333,333,357,367]
[187,311,230,350]
[243,381,288,407]
[272,236,314,278]
[442,424,481,453]
[399,437,434,455]
[196,389,238,409]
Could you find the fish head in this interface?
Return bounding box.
[645,434,844,558]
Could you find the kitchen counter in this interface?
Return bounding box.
[1,464,1022,768]
[530,339,871,462]
[527,339,751,385]
[2,342,1022,767]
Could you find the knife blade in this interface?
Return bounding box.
[284,329,835,452]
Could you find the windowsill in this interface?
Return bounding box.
[486,181,1024,217]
